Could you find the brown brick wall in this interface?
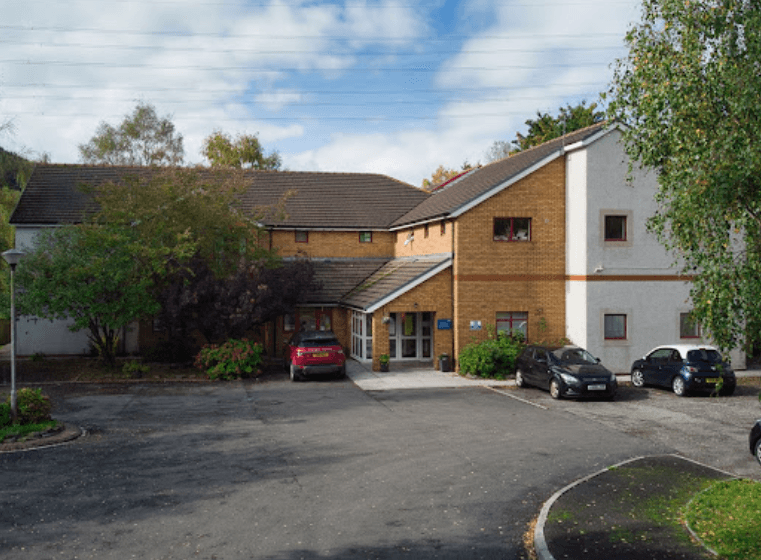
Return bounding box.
[272,230,395,258]
[393,219,453,257]
[371,268,453,370]
[452,158,566,361]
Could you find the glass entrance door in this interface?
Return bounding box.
[389,312,432,360]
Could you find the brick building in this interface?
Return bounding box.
[10,123,742,372]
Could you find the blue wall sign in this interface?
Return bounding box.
[437,319,452,330]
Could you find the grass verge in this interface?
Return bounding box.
[685,478,761,560]
[0,419,60,443]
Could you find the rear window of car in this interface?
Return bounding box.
[686,349,722,363]
[300,338,340,348]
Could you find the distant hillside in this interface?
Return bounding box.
[0,147,32,191]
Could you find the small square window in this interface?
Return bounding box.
[494,217,531,241]
[680,313,700,338]
[496,312,528,338]
[605,215,627,241]
[359,231,372,243]
[295,230,308,243]
[604,314,627,340]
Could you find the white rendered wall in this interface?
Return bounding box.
[13,226,140,356]
[565,130,745,372]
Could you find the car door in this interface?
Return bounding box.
[661,349,684,385]
[642,348,670,387]
[532,348,552,389]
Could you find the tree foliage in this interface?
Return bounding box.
[421,161,474,191]
[202,131,282,170]
[16,226,160,366]
[608,0,761,351]
[79,102,184,166]
[486,101,604,161]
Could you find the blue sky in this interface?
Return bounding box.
[1,0,641,186]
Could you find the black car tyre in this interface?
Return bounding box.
[549,378,562,399]
[290,364,301,382]
[755,439,761,466]
[515,369,526,388]
[672,376,687,397]
[336,364,346,379]
[631,369,645,388]
[719,385,735,397]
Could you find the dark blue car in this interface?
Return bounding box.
[630,344,735,397]
[751,419,761,467]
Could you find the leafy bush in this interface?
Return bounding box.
[458,331,525,379]
[195,339,264,381]
[122,360,150,378]
[1,388,53,427]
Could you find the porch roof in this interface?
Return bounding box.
[301,258,389,305]
[340,254,452,312]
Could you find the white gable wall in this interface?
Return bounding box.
[565,129,744,372]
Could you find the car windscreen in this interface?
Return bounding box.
[551,347,598,365]
[686,349,723,363]
[300,338,340,348]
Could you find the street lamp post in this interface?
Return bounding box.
[3,248,25,423]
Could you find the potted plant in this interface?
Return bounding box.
[439,353,451,372]
[379,354,390,372]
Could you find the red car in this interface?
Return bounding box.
[284,330,346,381]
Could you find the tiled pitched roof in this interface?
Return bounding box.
[341,255,452,311]
[10,165,430,229]
[390,122,609,228]
[301,258,389,304]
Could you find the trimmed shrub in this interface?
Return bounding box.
[1,388,53,426]
[458,331,525,379]
[195,338,264,381]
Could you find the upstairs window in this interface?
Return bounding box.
[680,312,700,339]
[494,217,531,241]
[604,215,627,241]
[295,230,308,243]
[359,231,372,243]
[440,221,446,235]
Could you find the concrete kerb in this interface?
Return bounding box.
[532,454,738,560]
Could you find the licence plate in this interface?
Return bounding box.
[312,352,329,357]
[705,377,719,383]
[588,384,606,391]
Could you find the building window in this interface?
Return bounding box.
[604,314,627,340]
[359,231,372,243]
[295,230,308,243]
[424,224,429,238]
[494,217,531,241]
[680,312,700,339]
[440,221,446,235]
[283,313,295,332]
[496,312,528,338]
[604,215,627,241]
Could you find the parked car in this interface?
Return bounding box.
[284,330,346,381]
[630,345,736,397]
[751,419,761,467]
[514,345,617,399]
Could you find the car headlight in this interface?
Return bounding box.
[609,372,617,382]
[559,373,580,385]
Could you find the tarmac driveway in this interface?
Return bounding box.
[502,381,761,480]
[1,379,665,560]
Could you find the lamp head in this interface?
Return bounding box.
[2,248,25,269]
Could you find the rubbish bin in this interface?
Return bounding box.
[439,355,451,372]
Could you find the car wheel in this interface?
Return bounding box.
[719,384,735,397]
[289,364,301,382]
[549,378,562,399]
[755,439,761,466]
[672,376,687,397]
[515,369,526,388]
[336,364,346,379]
[631,369,645,388]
